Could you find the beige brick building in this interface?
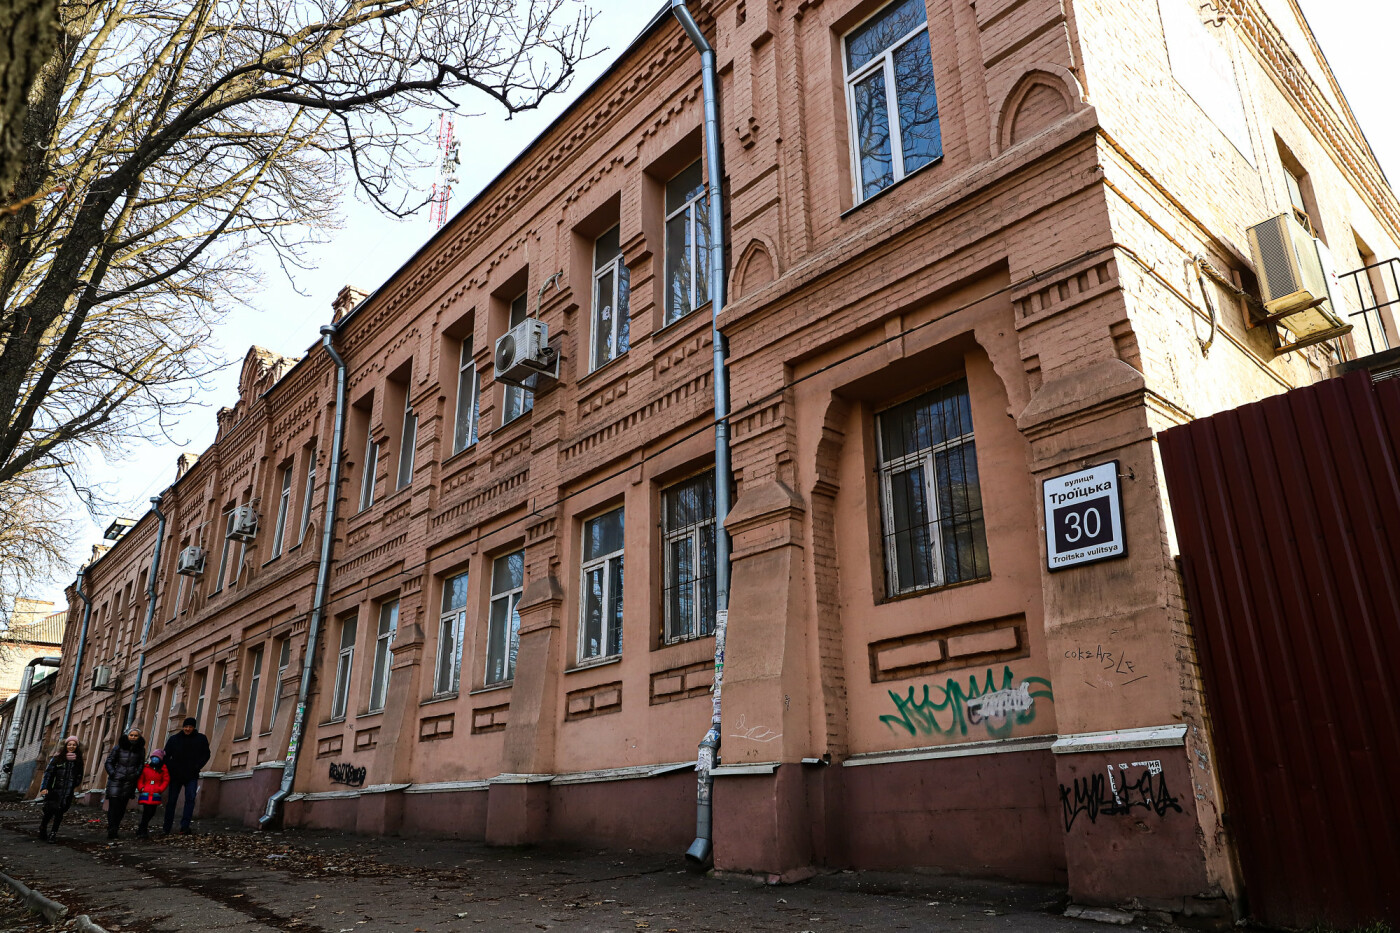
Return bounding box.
[51,0,1399,916]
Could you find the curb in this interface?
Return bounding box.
[0,868,111,931]
[0,869,68,923]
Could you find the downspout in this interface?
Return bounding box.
[672,0,733,870]
[124,496,167,733]
[0,657,62,791]
[59,570,95,739]
[261,323,348,828]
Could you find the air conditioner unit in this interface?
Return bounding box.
[1247,213,1345,338]
[176,545,206,576]
[227,504,259,542]
[92,666,113,689]
[494,318,559,388]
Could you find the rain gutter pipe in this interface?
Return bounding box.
[261,323,348,829]
[124,496,166,732]
[59,569,94,740]
[671,0,733,870]
[0,657,61,790]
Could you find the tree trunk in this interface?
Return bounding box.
[0,0,60,200]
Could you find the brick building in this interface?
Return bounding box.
[50,0,1400,916]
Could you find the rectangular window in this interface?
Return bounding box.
[368,600,398,712]
[579,508,624,661]
[486,551,524,685]
[1283,165,1314,235]
[299,446,317,543]
[436,572,470,695]
[242,645,264,738]
[844,0,942,202]
[193,670,207,732]
[271,464,293,558]
[359,432,379,511]
[270,638,291,728]
[502,293,534,423]
[331,616,357,721]
[590,227,631,370]
[214,507,236,593]
[396,392,417,491]
[662,471,717,643]
[876,379,990,596]
[664,161,710,325]
[453,339,480,454]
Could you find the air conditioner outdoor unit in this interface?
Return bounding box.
[494,318,559,387]
[176,545,206,576]
[227,504,259,542]
[1247,213,1346,338]
[92,666,113,689]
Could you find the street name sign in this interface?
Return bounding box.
[1043,461,1125,570]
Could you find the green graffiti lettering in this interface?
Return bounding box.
[879,667,1054,738]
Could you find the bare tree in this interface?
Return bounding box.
[0,0,592,595]
[0,0,60,201]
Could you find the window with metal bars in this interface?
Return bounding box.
[662,471,716,643]
[875,380,989,596]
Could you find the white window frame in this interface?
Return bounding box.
[842,0,939,202]
[435,572,469,696]
[194,670,207,731]
[662,471,717,644]
[331,617,357,721]
[242,645,263,738]
[590,227,629,371]
[485,552,524,686]
[579,508,625,662]
[452,339,480,454]
[396,391,417,491]
[502,292,534,424]
[298,446,317,543]
[664,163,707,326]
[368,599,398,713]
[875,383,987,596]
[270,638,291,729]
[214,507,236,593]
[271,464,293,558]
[359,432,379,511]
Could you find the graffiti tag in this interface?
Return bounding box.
[328,762,367,787]
[880,666,1054,738]
[1059,761,1182,831]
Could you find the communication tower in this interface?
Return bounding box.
[429,113,460,229]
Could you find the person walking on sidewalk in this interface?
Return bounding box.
[161,717,209,835]
[135,749,170,838]
[37,736,84,842]
[103,726,145,840]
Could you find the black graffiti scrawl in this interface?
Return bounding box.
[1059,759,1182,832]
[328,762,367,787]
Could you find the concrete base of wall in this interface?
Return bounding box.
[201,746,1216,912]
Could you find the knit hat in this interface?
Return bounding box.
[151,749,165,759]
[63,736,78,745]
[183,717,197,727]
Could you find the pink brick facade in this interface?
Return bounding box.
[50,0,1400,915]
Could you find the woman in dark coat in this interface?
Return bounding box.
[103,726,145,840]
[38,736,84,841]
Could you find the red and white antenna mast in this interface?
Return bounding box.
[430,113,460,229]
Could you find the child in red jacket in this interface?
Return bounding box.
[135,749,170,838]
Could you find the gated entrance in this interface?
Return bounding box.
[1159,369,1400,928]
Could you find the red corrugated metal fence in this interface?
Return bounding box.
[1159,370,1400,928]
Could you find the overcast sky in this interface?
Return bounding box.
[29,0,1400,603]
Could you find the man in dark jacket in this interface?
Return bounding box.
[162,717,210,834]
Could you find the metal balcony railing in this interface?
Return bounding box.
[1338,258,1400,358]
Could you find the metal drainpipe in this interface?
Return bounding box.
[672,0,733,870]
[261,323,348,829]
[124,496,167,733]
[59,570,95,740]
[0,657,62,791]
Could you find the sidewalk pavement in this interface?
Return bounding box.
[0,802,1181,933]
